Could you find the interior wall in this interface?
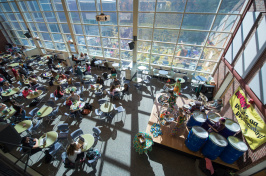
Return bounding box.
[0,30,8,52]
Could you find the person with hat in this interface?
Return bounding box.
[208,117,226,133]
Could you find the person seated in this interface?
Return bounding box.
[110,85,120,99]
[113,78,120,87]
[2,81,13,90]
[67,139,85,163]
[84,53,89,62]
[47,56,53,68]
[29,77,37,86]
[51,70,58,79]
[72,55,81,65]
[0,103,7,112]
[58,73,67,81]
[22,87,32,98]
[96,76,104,86]
[86,63,91,73]
[74,65,83,80]
[10,100,26,121]
[0,76,4,86]
[110,67,117,77]
[67,91,80,102]
[21,136,41,154]
[18,64,28,77]
[122,84,129,95]
[79,53,84,60]
[54,85,64,98]
[208,117,226,133]
[206,99,223,112]
[8,66,19,81]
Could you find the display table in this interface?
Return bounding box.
[70,101,85,111]
[14,120,32,133]
[133,132,153,154]
[80,134,95,152]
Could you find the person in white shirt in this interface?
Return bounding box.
[67,91,80,102]
[67,141,85,163]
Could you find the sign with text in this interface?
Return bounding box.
[229,87,266,150]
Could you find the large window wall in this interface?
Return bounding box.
[0,0,247,75]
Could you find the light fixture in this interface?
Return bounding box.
[96,0,110,22]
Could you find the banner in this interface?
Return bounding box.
[229,87,266,150]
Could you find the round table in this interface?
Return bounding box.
[138,66,147,70]
[26,90,43,99]
[133,132,153,154]
[65,87,77,94]
[14,120,32,133]
[43,72,52,78]
[132,77,142,83]
[1,88,20,96]
[115,87,123,92]
[175,77,185,83]
[83,75,93,81]
[8,63,19,67]
[112,63,119,68]
[54,79,67,85]
[38,131,58,148]
[159,70,168,75]
[37,106,53,118]
[70,101,85,111]
[0,107,16,120]
[80,134,95,152]
[100,102,114,113]
[90,84,102,91]
[24,80,30,85]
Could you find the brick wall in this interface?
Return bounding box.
[212,60,230,95]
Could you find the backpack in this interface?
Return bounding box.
[44,150,52,164]
[103,72,108,79]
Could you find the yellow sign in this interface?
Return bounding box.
[229,87,266,150]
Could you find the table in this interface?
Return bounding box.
[65,87,77,94]
[196,76,207,82]
[24,80,30,85]
[70,101,85,111]
[38,131,58,148]
[80,134,95,152]
[0,107,16,120]
[138,66,147,70]
[54,79,67,85]
[112,63,119,68]
[14,120,32,133]
[108,74,117,79]
[175,77,186,83]
[8,63,19,67]
[90,84,102,91]
[132,77,142,83]
[159,70,168,75]
[133,132,153,154]
[37,106,53,118]
[1,88,20,96]
[43,72,52,78]
[115,87,123,92]
[94,60,102,65]
[83,75,93,81]
[100,102,114,113]
[26,90,43,99]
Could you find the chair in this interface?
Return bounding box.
[36,86,47,93]
[143,75,151,84]
[92,127,101,148]
[70,129,83,141]
[57,123,70,140]
[28,107,40,119]
[61,152,76,169]
[74,82,83,95]
[50,93,58,101]
[83,81,90,90]
[113,104,125,117]
[27,119,42,135]
[61,83,68,90]
[95,90,103,98]
[86,149,101,168]
[98,99,107,105]
[95,109,103,117]
[47,142,62,160]
[46,106,59,123]
[122,77,130,84]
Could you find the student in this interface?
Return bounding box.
[110,67,117,77]
[10,100,26,120]
[2,81,13,90]
[67,91,80,102]
[21,136,42,154]
[67,140,85,163]
[22,87,32,98]
[96,76,104,86]
[74,65,83,80]
[58,73,67,81]
[54,86,64,98]
[9,66,19,81]
[72,55,81,65]
[113,78,121,87]
[86,63,91,73]
[110,85,120,99]
[0,67,12,84]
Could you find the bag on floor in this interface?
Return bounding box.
[64,158,75,169]
[103,72,108,79]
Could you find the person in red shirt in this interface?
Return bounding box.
[58,73,67,81]
[22,88,32,98]
[8,66,19,81]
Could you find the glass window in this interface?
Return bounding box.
[64,34,73,41]
[52,34,64,42]
[7,13,16,21]
[104,49,119,58]
[182,14,215,30]
[138,28,153,40]
[24,13,33,22]
[74,25,83,34]
[155,13,182,28]
[151,55,173,66]
[101,26,118,37]
[17,31,25,38]
[2,3,12,12]
[156,0,185,12]
[119,13,133,26]
[153,29,178,43]
[70,44,76,52]
[10,2,19,12]
[37,23,48,32]
[78,45,88,53]
[20,23,27,30]
[61,24,70,33]
[120,39,131,50]
[87,36,101,46]
[32,13,44,22]
[67,0,78,11]
[57,12,67,23]
[53,0,64,11]
[178,31,208,45]
[212,15,238,32]
[79,0,96,11]
[27,1,40,11]
[45,12,57,22]
[175,45,202,59]
[76,35,86,45]
[119,0,133,11]
[97,0,116,11]
[44,42,55,49]
[138,41,151,53]
[196,60,216,73]
[207,32,230,48]
[172,58,198,70]
[19,2,28,12]
[0,14,7,21]
[21,39,29,46]
[201,48,222,61]
[121,51,133,60]
[137,53,150,63]
[81,12,97,24]
[152,43,175,55]
[138,13,154,27]
[15,13,23,22]
[120,27,133,39]
[39,0,53,11]
[29,23,37,31]
[186,0,220,13]
[56,43,67,51]
[139,0,156,11]
[12,22,21,30]
[70,12,81,23]
[102,38,119,48]
[41,33,52,40]
[219,0,245,14]
[89,47,103,56]
[99,12,117,25]
[49,24,60,33]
